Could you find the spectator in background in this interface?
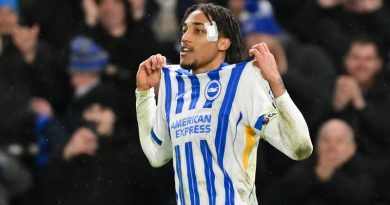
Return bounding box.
[30,36,125,160]
[41,98,172,205]
[331,37,390,167]
[227,0,336,182]
[263,119,376,205]
[0,150,32,205]
[80,0,161,128]
[287,0,390,70]
[151,0,181,63]
[229,0,336,133]
[0,0,65,163]
[82,0,160,89]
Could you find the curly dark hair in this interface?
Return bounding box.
[181,3,244,64]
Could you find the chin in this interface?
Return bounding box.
[180,61,196,70]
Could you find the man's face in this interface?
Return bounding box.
[227,0,245,17]
[344,42,382,87]
[129,0,145,11]
[180,10,220,71]
[83,103,116,136]
[0,7,18,35]
[98,0,126,30]
[70,72,98,87]
[317,121,356,167]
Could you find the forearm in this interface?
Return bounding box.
[269,77,286,98]
[136,88,172,167]
[264,91,313,160]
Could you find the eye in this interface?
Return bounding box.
[194,28,206,34]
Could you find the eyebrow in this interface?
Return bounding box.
[182,22,206,27]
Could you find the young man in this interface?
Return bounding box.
[136,3,313,205]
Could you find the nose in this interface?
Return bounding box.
[181,30,191,44]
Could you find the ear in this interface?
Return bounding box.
[218,38,231,52]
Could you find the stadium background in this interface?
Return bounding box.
[0,0,389,204]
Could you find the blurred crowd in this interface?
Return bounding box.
[0,0,389,204]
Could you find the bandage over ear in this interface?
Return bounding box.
[204,21,218,42]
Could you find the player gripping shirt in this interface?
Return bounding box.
[136,61,312,205]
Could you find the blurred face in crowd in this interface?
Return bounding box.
[70,72,99,87]
[344,42,383,89]
[83,103,116,136]
[227,0,245,17]
[343,0,366,13]
[245,34,288,75]
[317,120,356,167]
[0,7,18,35]
[98,0,126,30]
[180,10,230,73]
[343,0,382,14]
[129,0,144,11]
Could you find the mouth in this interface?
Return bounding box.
[180,45,193,56]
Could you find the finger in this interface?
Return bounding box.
[162,56,167,66]
[249,48,257,57]
[144,59,152,74]
[258,42,267,54]
[251,43,260,49]
[32,24,40,36]
[251,43,267,53]
[249,48,261,59]
[261,42,270,53]
[151,55,157,71]
[156,54,163,68]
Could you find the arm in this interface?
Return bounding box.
[136,87,172,167]
[261,92,313,160]
[136,54,172,167]
[249,43,313,160]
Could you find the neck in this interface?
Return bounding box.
[107,23,126,38]
[192,55,225,74]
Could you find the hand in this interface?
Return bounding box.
[63,127,98,160]
[249,42,285,97]
[317,0,342,8]
[332,76,356,111]
[245,35,288,76]
[347,77,366,110]
[360,0,383,13]
[315,152,339,182]
[12,25,40,64]
[83,0,99,26]
[136,54,166,91]
[30,97,53,117]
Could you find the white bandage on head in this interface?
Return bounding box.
[204,21,218,42]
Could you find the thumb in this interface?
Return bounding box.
[31,24,40,35]
[249,48,257,57]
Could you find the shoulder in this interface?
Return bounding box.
[229,61,269,87]
[162,65,190,76]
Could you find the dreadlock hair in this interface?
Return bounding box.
[181,3,244,64]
